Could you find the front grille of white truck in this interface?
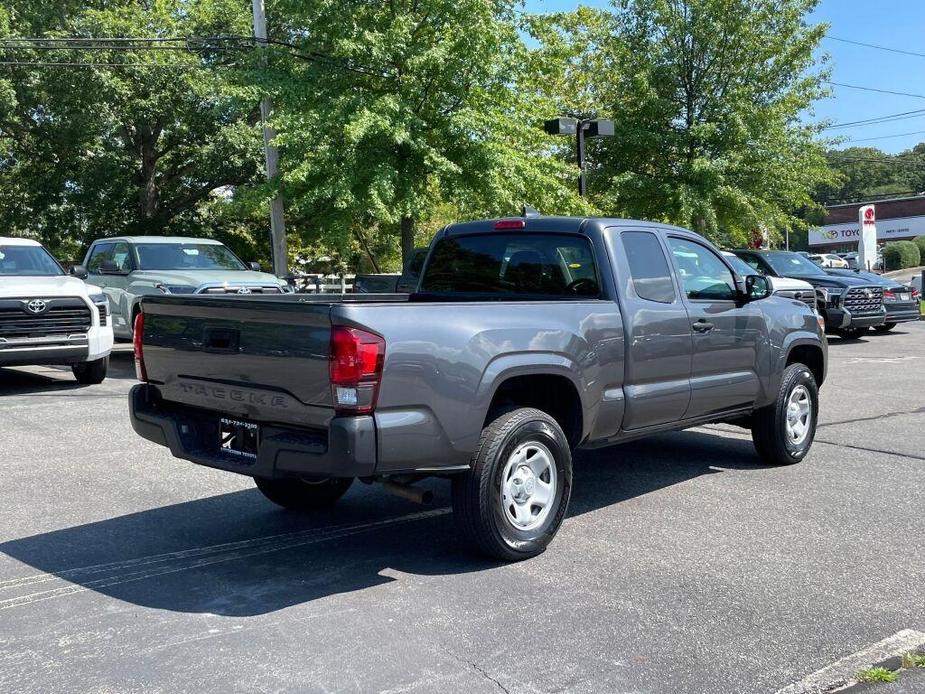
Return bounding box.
[0,298,92,338]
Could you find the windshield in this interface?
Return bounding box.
[722,253,755,277]
[135,243,246,271]
[0,244,64,276]
[420,233,600,298]
[764,252,827,278]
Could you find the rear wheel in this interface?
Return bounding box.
[72,356,108,384]
[254,476,353,511]
[751,363,818,466]
[452,407,572,562]
[872,322,896,333]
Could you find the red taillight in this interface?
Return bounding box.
[133,312,147,382]
[494,218,525,230]
[329,326,385,415]
[883,290,896,300]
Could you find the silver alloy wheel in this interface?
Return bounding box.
[785,384,812,446]
[500,440,557,531]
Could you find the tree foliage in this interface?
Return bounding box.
[529,0,836,247]
[0,0,263,259]
[0,0,839,268]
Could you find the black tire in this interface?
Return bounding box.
[872,323,896,333]
[834,327,865,340]
[751,363,819,466]
[452,407,572,562]
[72,356,108,385]
[254,476,353,511]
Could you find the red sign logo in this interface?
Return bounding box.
[863,207,876,225]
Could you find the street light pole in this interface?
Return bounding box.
[576,122,587,197]
[252,0,288,277]
[544,117,615,197]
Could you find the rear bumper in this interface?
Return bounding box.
[129,383,377,479]
[884,305,920,324]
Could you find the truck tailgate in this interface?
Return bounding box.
[140,296,334,427]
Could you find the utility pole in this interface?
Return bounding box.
[252,0,288,277]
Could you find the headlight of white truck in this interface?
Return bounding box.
[88,291,109,325]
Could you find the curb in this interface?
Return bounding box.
[775,630,925,694]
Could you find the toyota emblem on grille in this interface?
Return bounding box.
[863,288,873,299]
[26,299,48,314]
[236,287,251,295]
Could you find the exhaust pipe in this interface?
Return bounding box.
[381,480,433,505]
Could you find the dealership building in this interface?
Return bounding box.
[809,195,925,250]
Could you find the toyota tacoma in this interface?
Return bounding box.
[129,216,827,560]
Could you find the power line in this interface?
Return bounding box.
[0,35,388,79]
[0,60,201,69]
[824,36,925,59]
[823,108,925,130]
[848,129,925,143]
[827,81,925,100]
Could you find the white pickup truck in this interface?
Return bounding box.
[0,238,113,383]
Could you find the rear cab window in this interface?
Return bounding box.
[419,233,601,298]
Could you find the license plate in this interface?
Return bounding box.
[219,417,259,459]
[899,293,910,301]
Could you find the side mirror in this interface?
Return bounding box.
[249,261,262,272]
[744,274,772,301]
[70,264,89,280]
[99,260,128,275]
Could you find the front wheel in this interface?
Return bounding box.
[72,356,108,384]
[254,476,353,511]
[751,364,819,466]
[452,407,572,562]
[872,322,896,333]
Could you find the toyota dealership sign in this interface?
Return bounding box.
[809,214,925,246]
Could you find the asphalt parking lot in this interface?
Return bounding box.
[1,325,923,694]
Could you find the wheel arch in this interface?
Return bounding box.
[480,361,586,448]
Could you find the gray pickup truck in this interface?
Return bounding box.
[129,215,827,560]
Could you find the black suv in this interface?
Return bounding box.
[732,249,885,339]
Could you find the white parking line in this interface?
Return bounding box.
[0,507,450,611]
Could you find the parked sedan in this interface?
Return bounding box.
[817,254,849,269]
[825,269,920,332]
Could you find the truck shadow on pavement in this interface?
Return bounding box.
[0,350,137,395]
[1,430,765,617]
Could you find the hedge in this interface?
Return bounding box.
[914,235,925,261]
[882,241,921,271]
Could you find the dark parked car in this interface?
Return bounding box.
[825,269,920,332]
[131,215,827,560]
[732,249,885,339]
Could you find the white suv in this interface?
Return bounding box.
[0,238,113,383]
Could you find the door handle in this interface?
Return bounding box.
[692,320,714,333]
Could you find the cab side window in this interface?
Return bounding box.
[87,242,132,274]
[86,243,113,274]
[110,242,132,272]
[737,253,767,276]
[667,238,737,301]
[620,231,676,303]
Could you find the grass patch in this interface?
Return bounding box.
[855,666,898,683]
[901,651,925,668]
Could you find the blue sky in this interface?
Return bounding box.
[523,0,925,154]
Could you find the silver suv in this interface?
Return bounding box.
[81,236,287,339]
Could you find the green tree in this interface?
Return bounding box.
[262,0,588,267]
[0,0,264,259]
[530,0,836,247]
